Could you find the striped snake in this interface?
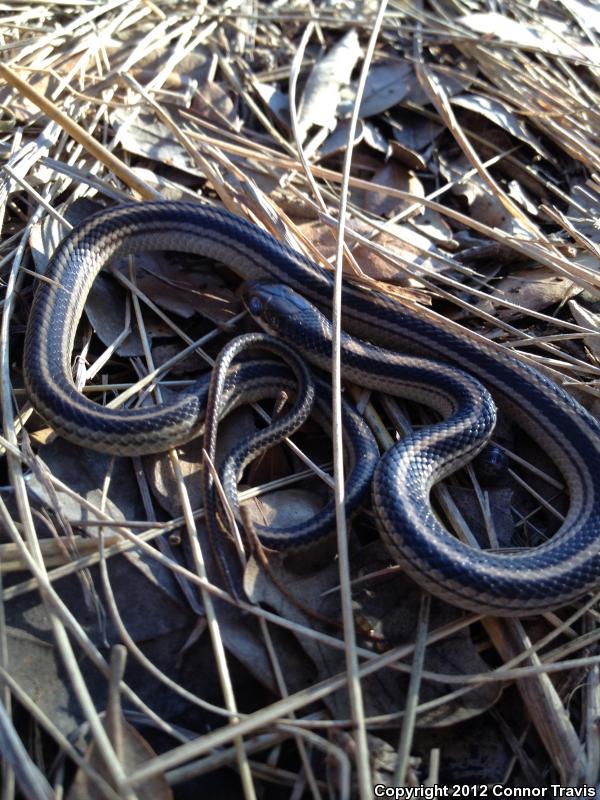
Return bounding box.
[23,201,600,616]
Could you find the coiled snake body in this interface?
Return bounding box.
[23,201,600,616]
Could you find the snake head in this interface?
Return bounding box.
[242,282,317,337]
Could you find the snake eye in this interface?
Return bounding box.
[248,295,263,316]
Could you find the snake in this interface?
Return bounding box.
[200,334,378,592]
[23,200,600,616]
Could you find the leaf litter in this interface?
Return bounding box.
[2,1,600,796]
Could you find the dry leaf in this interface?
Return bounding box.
[477,268,580,321]
[459,12,600,62]
[389,109,443,156]
[129,253,240,324]
[569,298,600,359]
[389,139,427,171]
[67,716,173,800]
[366,161,424,218]
[297,29,362,141]
[362,120,390,155]
[439,153,526,233]
[27,441,144,527]
[85,274,145,358]
[245,487,327,540]
[344,60,413,118]
[191,82,240,130]
[110,110,204,179]
[254,81,290,125]
[300,218,441,288]
[409,208,455,248]
[405,65,473,107]
[30,197,103,274]
[452,94,550,160]
[147,405,256,514]
[320,118,365,157]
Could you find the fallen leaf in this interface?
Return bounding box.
[299,218,441,289]
[85,274,145,358]
[190,81,240,130]
[30,197,102,274]
[459,12,600,63]
[389,109,443,157]
[452,94,550,160]
[352,60,413,118]
[27,440,144,527]
[408,208,455,249]
[439,153,527,234]
[568,298,600,359]
[297,29,362,141]
[366,161,424,218]
[362,121,390,155]
[476,267,580,321]
[254,81,290,126]
[405,65,473,107]
[127,251,240,324]
[4,554,196,737]
[67,715,173,800]
[389,139,427,171]
[110,109,204,179]
[146,405,256,514]
[320,119,365,158]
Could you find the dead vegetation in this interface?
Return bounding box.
[2,0,600,796]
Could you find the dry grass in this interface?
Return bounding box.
[2,0,600,796]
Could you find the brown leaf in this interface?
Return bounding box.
[439,153,519,231]
[389,139,427,171]
[191,82,240,129]
[297,29,362,141]
[124,251,240,324]
[452,94,550,160]
[476,268,580,321]
[569,298,600,359]
[67,716,173,800]
[300,219,440,288]
[366,161,424,218]
[110,109,203,179]
[354,60,413,118]
[459,11,600,61]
